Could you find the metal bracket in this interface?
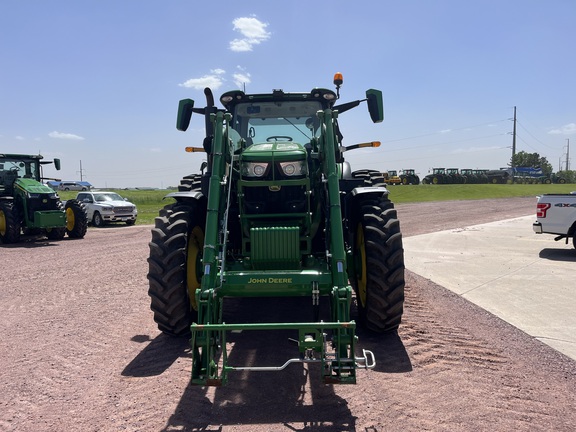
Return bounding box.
[312,281,319,306]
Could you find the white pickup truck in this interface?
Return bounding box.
[533,192,576,249]
[74,191,138,227]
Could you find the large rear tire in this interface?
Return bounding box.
[351,170,385,187]
[65,199,88,238]
[0,201,21,244]
[350,197,405,332]
[178,174,202,192]
[147,201,205,336]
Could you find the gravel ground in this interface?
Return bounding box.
[1,196,575,432]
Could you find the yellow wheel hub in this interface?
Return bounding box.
[0,209,6,236]
[65,207,75,231]
[186,226,204,310]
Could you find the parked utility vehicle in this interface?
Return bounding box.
[533,192,576,249]
[383,170,402,185]
[74,191,137,226]
[147,74,405,386]
[399,169,420,185]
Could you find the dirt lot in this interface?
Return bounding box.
[1,197,575,431]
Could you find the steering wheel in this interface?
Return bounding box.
[266,136,293,142]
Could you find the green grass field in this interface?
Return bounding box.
[58,183,575,225]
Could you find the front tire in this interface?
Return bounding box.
[147,201,205,336]
[0,201,21,244]
[65,200,88,238]
[350,197,405,332]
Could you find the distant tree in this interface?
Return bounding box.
[511,151,553,175]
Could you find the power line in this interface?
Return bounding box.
[381,119,509,145]
[516,120,558,150]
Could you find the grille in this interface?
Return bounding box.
[113,206,133,214]
[243,185,306,214]
[250,226,300,270]
[27,196,60,221]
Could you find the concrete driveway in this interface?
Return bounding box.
[403,215,576,361]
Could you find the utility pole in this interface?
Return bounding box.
[77,160,86,181]
[511,106,517,170]
[566,139,570,171]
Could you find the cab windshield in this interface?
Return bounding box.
[231,100,323,145]
[0,158,38,179]
[94,193,124,202]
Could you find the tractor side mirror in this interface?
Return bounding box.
[54,158,61,171]
[177,99,195,131]
[366,89,384,123]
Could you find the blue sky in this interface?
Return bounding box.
[1,1,574,188]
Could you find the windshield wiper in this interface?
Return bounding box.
[281,118,312,141]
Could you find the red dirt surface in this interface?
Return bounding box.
[1,197,575,431]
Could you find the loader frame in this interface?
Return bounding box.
[189,107,368,385]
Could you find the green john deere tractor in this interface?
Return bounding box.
[0,153,88,244]
[147,74,405,385]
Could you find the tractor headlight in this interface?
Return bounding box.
[242,162,269,178]
[279,161,307,177]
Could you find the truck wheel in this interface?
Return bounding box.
[351,197,405,332]
[92,211,105,227]
[147,202,205,336]
[65,200,88,238]
[0,201,21,244]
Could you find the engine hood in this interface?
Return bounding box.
[15,178,56,194]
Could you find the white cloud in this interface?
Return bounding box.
[15,136,25,140]
[179,69,226,90]
[233,66,251,88]
[229,17,270,52]
[179,67,253,92]
[48,131,85,140]
[548,123,576,135]
[229,39,254,52]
